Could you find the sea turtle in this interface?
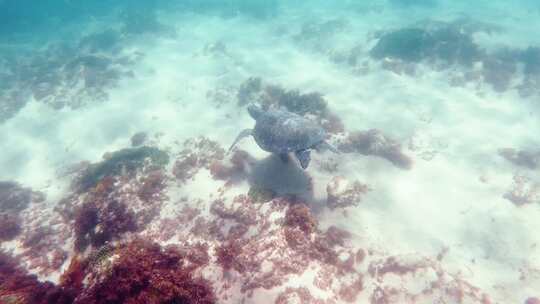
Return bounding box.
[229,104,339,169]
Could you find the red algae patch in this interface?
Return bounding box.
[0,251,74,304]
[274,287,324,304]
[366,254,492,303]
[0,136,501,303]
[72,177,138,252]
[284,203,317,234]
[173,137,225,183]
[19,225,69,276]
[215,240,246,273]
[338,129,413,170]
[0,181,44,244]
[205,194,365,301]
[58,164,169,253]
[526,297,540,304]
[137,169,167,203]
[326,176,370,210]
[210,150,256,184]
[0,213,21,242]
[71,239,215,304]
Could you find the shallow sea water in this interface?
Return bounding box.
[0,1,539,303]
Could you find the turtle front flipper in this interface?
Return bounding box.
[315,141,340,154]
[295,149,311,169]
[228,129,253,153]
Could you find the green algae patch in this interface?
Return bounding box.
[76,146,169,192]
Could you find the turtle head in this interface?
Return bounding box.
[247,104,263,120]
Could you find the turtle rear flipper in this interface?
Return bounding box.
[228,129,253,153]
[295,149,311,169]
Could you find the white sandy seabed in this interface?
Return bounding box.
[1,2,539,303]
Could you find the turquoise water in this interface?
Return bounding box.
[1,1,539,303]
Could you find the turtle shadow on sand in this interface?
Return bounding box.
[230,103,338,204]
[247,154,314,203]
